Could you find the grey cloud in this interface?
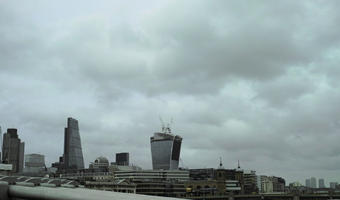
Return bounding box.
[1,0,340,185]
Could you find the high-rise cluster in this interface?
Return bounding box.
[305,177,327,188]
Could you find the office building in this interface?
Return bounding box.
[261,176,273,193]
[150,125,182,170]
[189,168,215,180]
[243,170,258,194]
[24,154,45,174]
[330,182,338,189]
[51,156,64,173]
[116,152,129,166]
[89,156,110,170]
[319,178,325,188]
[63,117,84,170]
[114,170,189,182]
[305,179,311,188]
[215,168,244,195]
[1,128,25,173]
[310,177,317,188]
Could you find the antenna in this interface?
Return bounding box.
[238,160,240,169]
[219,157,224,169]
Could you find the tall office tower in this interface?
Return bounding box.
[2,128,25,173]
[310,177,317,188]
[319,178,325,188]
[150,125,182,170]
[116,152,129,166]
[63,118,84,170]
[305,179,311,188]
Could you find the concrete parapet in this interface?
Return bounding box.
[0,182,9,200]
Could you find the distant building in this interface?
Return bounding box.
[114,170,189,182]
[112,169,189,197]
[150,125,182,170]
[330,182,338,189]
[289,182,302,187]
[2,128,25,173]
[306,179,311,188]
[257,176,266,193]
[262,176,273,193]
[24,153,45,174]
[89,156,109,170]
[51,156,64,173]
[243,170,258,194]
[319,178,325,188]
[0,163,13,175]
[110,163,142,171]
[85,179,136,194]
[215,168,244,195]
[116,153,129,166]
[258,175,285,193]
[63,117,84,171]
[272,176,285,192]
[310,177,317,188]
[189,168,215,180]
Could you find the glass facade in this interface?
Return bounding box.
[116,152,129,166]
[64,118,84,170]
[150,132,182,170]
[1,128,25,173]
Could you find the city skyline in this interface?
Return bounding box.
[0,119,339,186]
[1,0,340,185]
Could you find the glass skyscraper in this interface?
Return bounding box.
[2,128,25,173]
[116,152,129,166]
[63,117,84,170]
[150,127,182,170]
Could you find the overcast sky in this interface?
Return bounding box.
[1,0,340,185]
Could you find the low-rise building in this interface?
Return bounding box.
[85,179,136,193]
[243,170,258,194]
[258,175,285,193]
[113,170,189,182]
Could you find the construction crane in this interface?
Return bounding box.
[159,116,165,132]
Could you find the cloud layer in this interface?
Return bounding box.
[1,0,340,185]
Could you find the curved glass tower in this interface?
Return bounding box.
[150,127,182,170]
[64,117,84,170]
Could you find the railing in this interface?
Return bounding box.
[0,182,183,200]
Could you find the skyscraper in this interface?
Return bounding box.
[305,179,311,188]
[310,177,317,188]
[150,125,182,170]
[319,178,325,188]
[63,117,84,170]
[116,152,129,166]
[2,128,25,173]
